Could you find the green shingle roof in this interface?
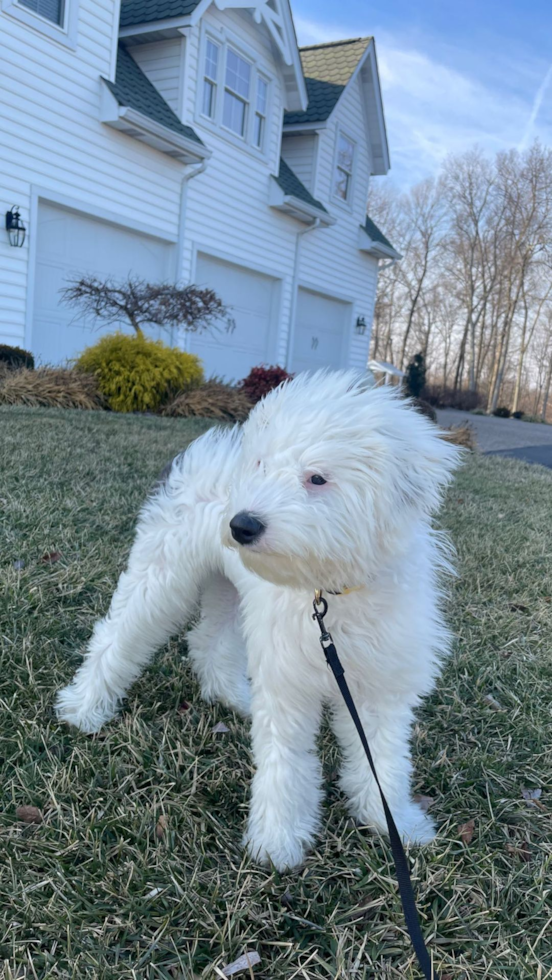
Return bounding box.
[284,37,371,126]
[104,46,203,144]
[276,158,328,214]
[120,0,201,28]
[362,215,396,252]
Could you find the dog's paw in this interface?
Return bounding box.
[395,805,437,846]
[244,825,307,871]
[55,683,119,734]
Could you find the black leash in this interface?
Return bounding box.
[313,591,438,980]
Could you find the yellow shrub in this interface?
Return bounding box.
[75,333,203,413]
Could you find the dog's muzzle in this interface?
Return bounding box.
[229,512,266,546]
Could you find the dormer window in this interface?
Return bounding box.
[254,77,268,149]
[334,132,355,203]
[18,0,63,24]
[199,31,272,155]
[223,49,251,138]
[202,39,219,119]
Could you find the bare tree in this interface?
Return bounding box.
[62,276,229,338]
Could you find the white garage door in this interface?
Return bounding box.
[290,287,351,373]
[32,203,173,365]
[188,254,279,381]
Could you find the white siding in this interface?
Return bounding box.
[180,6,298,371]
[0,0,183,350]
[300,74,380,369]
[281,133,316,191]
[128,38,184,114]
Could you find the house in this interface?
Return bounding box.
[0,0,399,379]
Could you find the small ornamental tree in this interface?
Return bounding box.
[404,351,427,399]
[62,275,229,337]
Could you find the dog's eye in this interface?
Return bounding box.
[309,474,327,486]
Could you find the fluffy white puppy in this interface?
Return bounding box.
[56,371,460,871]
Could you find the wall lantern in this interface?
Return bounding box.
[5,206,26,247]
[355,315,367,335]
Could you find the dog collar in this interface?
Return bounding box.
[315,586,363,601]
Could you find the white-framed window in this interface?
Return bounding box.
[202,38,220,119]
[18,0,63,24]
[2,0,78,47]
[333,132,355,203]
[198,30,272,155]
[223,47,251,138]
[254,75,268,149]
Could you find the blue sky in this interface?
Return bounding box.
[291,0,552,188]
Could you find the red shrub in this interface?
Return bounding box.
[238,365,293,404]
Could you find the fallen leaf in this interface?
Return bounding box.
[12,559,25,571]
[483,693,503,711]
[413,794,434,813]
[521,787,543,809]
[212,722,229,734]
[458,818,475,844]
[41,550,62,564]
[145,886,164,898]
[16,805,43,825]
[506,841,531,863]
[280,890,294,909]
[509,602,529,613]
[177,700,190,713]
[221,951,261,976]
[155,814,168,840]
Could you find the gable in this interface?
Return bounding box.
[119,0,307,111]
[284,37,371,126]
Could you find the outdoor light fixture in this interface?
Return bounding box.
[355,315,367,335]
[5,206,26,247]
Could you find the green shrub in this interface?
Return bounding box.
[493,405,511,418]
[75,333,203,413]
[0,344,34,370]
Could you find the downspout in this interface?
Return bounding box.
[285,217,321,370]
[174,158,208,347]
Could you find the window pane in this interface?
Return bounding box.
[257,77,268,114]
[19,0,64,25]
[203,79,215,118]
[223,90,246,135]
[334,168,350,200]
[205,40,219,81]
[254,112,264,148]
[226,48,250,98]
[337,134,354,173]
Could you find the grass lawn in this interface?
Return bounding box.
[1,405,551,980]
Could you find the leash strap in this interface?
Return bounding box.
[312,594,438,980]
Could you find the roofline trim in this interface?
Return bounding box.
[100,83,211,163]
[269,177,336,225]
[358,224,401,260]
[119,15,192,38]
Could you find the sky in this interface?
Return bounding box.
[291,0,552,189]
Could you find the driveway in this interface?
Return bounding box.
[436,408,552,469]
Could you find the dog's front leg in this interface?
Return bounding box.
[245,653,324,872]
[331,697,436,846]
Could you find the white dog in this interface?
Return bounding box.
[56,371,459,871]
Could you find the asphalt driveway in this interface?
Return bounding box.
[436,408,552,469]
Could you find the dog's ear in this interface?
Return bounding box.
[381,399,463,516]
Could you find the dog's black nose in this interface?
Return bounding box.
[230,512,266,545]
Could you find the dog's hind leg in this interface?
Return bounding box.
[187,573,251,716]
[55,489,206,733]
[331,698,436,846]
[54,426,242,734]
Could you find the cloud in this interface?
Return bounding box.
[292,16,552,187]
[519,63,552,149]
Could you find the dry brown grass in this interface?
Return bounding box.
[0,367,104,410]
[441,422,477,450]
[163,379,252,422]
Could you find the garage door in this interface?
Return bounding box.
[290,287,351,373]
[32,203,173,365]
[188,254,279,381]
